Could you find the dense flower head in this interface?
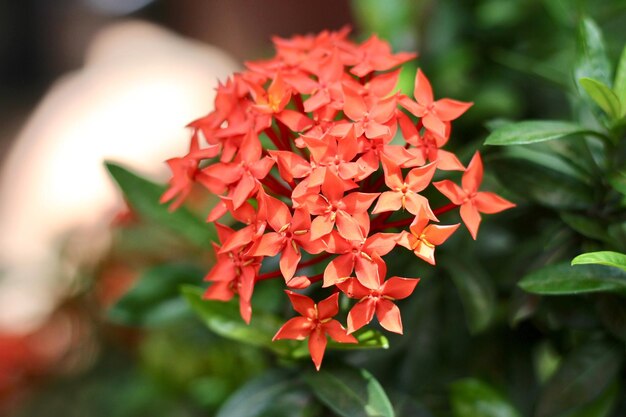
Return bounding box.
[162,28,514,369]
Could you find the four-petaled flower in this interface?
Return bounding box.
[273,291,357,370]
[400,69,473,138]
[396,208,459,265]
[337,254,420,334]
[434,152,515,239]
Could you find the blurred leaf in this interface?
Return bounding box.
[350,0,418,50]
[559,212,608,241]
[181,285,288,354]
[105,162,215,249]
[608,170,626,196]
[490,157,594,209]
[108,263,203,326]
[484,120,591,146]
[304,367,395,417]
[561,382,619,417]
[572,251,626,272]
[534,343,561,385]
[597,294,626,343]
[518,263,626,295]
[329,329,389,351]
[615,46,626,115]
[578,78,621,120]
[442,256,496,334]
[216,370,301,417]
[575,17,611,88]
[536,341,623,417]
[450,378,522,417]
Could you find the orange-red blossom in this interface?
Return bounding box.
[161,28,514,369]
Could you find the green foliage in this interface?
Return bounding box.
[484,121,592,146]
[450,379,522,417]
[108,263,203,326]
[304,368,395,417]
[518,263,626,295]
[106,162,216,248]
[572,251,626,272]
[536,341,623,417]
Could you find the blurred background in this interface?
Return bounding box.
[0,0,625,416]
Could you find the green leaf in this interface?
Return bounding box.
[518,262,626,295]
[597,294,626,343]
[575,17,611,87]
[559,212,607,241]
[442,256,496,334]
[484,120,591,146]
[105,162,215,249]
[181,285,287,354]
[608,170,626,196]
[578,78,621,120]
[216,370,302,417]
[450,378,522,417]
[305,367,395,417]
[562,383,619,417]
[490,157,594,210]
[571,251,626,272]
[613,45,626,114]
[108,263,203,326]
[536,341,623,417]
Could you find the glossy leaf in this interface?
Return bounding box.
[181,285,288,355]
[106,162,215,249]
[571,251,626,272]
[578,78,621,120]
[575,17,611,88]
[608,170,626,196]
[536,341,623,417]
[108,263,203,326]
[484,120,590,146]
[559,212,607,242]
[216,370,303,417]
[490,158,594,210]
[305,367,395,417]
[518,262,626,295]
[450,378,522,417]
[613,45,626,113]
[442,256,495,334]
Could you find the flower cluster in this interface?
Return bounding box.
[162,28,514,370]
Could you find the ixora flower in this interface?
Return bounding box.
[161,28,514,369]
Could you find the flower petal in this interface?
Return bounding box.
[460,202,481,240]
[309,328,328,371]
[324,320,358,344]
[413,68,434,105]
[317,292,340,319]
[433,98,473,121]
[323,253,355,287]
[273,316,313,341]
[285,290,316,318]
[462,152,483,193]
[376,299,403,334]
[347,298,376,334]
[371,191,402,214]
[381,277,419,299]
[474,192,516,214]
[433,180,465,205]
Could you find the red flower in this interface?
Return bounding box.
[337,254,419,334]
[400,69,473,137]
[396,208,459,265]
[434,152,515,239]
[273,291,357,370]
